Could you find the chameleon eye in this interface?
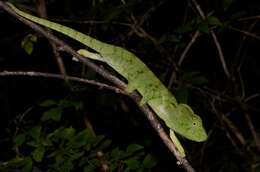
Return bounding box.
[193,122,196,126]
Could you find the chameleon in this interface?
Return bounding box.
[7,3,207,157]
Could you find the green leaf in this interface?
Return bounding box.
[69,129,89,148]
[21,34,37,55]
[175,23,194,33]
[62,127,76,140]
[0,157,27,168]
[223,0,233,11]
[197,21,209,33]
[69,151,84,160]
[207,16,222,26]
[158,34,180,44]
[32,146,45,162]
[59,100,83,110]
[126,144,144,154]
[182,72,208,85]
[15,134,26,146]
[46,127,66,144]
[191,76,208,85]
[95,139,112,150]
[92,135,105,146]
[21,158,32,172]
[27,141,39,147]
[83,164,96,172]
[41,107,63,122]
[39,99,57,107]
[83,159,101,172]
[124,159,140,170]
[22,42,33,55]
[30,34,37,42]
[40,135,53,146]
[59,159,74,172]
[110,147,124,159]
[29,126,42,141]
[142,154,157,169]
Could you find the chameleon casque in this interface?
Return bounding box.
[8,3,207,157]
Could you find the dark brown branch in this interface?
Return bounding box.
[0,71,126,95]
[244,112,260,151]
[0,2,196,171]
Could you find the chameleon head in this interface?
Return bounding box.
[152,101,208,142]
[172,104,208,142]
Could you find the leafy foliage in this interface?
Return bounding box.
[0,99,157,172]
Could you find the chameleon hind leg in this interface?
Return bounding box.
[125,81,149,106]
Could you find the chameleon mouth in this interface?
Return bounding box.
[175,125,208,142]
[188,130,208,142]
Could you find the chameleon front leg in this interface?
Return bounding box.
[77,49,142,96]
[76,49,105,62]
[77,49,138,94]
[170,130,186,158]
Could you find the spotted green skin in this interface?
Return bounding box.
[8,3,207,143]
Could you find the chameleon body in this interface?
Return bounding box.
[8,3,207,157]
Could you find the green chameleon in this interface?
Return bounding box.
[8,3,207,157]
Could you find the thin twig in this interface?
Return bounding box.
[222,114,246,146]
[37,0,68,79]
[209,101,245,150]
[13,106,33,155]
[0,2,197,171]
[126,1,166,46]
[178,31,200,66]
[0,71,126,94]
[244,112,260,151]
[193,86,260,113]
[238,15,260,21]
[168,30,201,89]
[191,0,231,78]
[230,27,260,41]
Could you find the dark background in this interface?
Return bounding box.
[0,0,260,171]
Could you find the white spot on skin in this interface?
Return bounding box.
[159,105,167,114]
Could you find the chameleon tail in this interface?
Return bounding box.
[7,3,111,53]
